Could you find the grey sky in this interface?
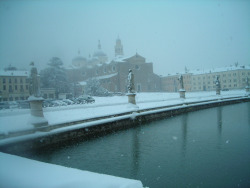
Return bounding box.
[0,0,249,75]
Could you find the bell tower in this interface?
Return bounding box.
[115,36,124,57]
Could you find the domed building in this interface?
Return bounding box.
[93,40,108,64]
[72,50,88,67]
[67,37,162,96]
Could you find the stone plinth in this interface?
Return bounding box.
[127,93,136,105]
[28,96,48,128]
[179,89,186,99]
[245,86,250,93]
[216,88,221,95]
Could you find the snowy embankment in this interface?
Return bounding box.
[0,152,144,188]
[0,90,248,136]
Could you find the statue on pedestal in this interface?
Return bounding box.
[126,69,137,106]
[28,62,48,129]
[246,77,249,87]
[178,74,186,99]
[178,75,184,90]
[127,69,135,93]
[215,75,221,95]
[29,62,41,97]
[245,77,249,93]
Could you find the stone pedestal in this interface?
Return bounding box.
[179,89,186,99]
[28,96,48,128]
[245,86,250,93]
[127,93,136,105]
[216,88,221,95]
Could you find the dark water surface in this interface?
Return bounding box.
[28,102,250,188]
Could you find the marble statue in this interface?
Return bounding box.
[127,69,135,93]
[29,62,40,97]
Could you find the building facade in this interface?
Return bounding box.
[0,69,30,101]
[67,38,161,95]
[161,65,250,92]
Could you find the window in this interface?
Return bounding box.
[3,85,6,90]
[20,78,23,83]
[9,85,13,92]
[9,78,12,83]
[112,66,116,72]
[15,85,17,90]
[15,78,17,83]
[3,78,6,84]
[26,85,29,90]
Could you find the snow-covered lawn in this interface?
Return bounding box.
[0,90,247,135]
[0,152,144,188]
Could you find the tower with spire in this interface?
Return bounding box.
[115,36,124,57]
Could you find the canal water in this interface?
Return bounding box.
[28,102,250,188]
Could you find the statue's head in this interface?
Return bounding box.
[129,69,132,73]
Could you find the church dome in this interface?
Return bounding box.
[93,50,106,57]
[93,40,107,57]
[72,56,87,62]
[72,55,87,67]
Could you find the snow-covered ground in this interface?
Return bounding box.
[0,90,248,135]
[0,152,144,188]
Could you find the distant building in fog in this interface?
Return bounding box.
[161,65,250,92]
[67,37,161,96]
[0,68,30,101]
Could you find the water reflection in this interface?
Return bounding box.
[131,127,140,178]
[181,113,188,157]
[217,106,222,136]
[248,102,250,125]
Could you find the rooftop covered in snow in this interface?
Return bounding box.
[0,70,29,77]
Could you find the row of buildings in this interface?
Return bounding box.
[0,38,249,102]
[162,65,250,92]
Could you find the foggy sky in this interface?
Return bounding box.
[0,0,250,75]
